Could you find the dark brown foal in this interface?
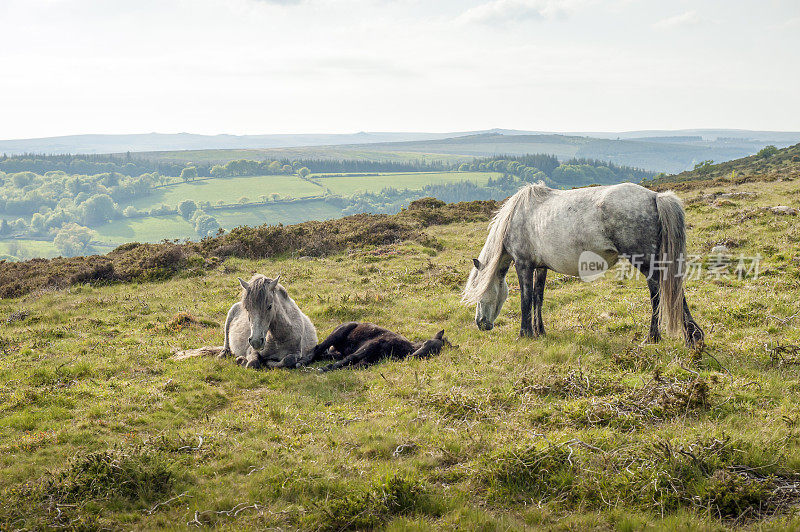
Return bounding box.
[298,322,450,372]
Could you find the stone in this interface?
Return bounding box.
[711,245,729,255]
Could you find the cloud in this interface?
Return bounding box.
[457,0,582,26]
[771,16,800,30]
[653,10,702,29]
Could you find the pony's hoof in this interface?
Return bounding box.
[235,356,247,366]
[685,323,705,350]
[218,349,232,359]
[687,337,705,350]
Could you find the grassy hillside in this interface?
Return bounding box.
[648,143,800,190]
[2,172,800,529]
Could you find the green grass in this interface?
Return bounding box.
[2,178,800,529]
[131,175,322,210]
[313,171,499,195]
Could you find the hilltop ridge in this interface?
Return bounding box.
[647,142,800,190]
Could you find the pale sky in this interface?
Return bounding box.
[1,0,798,139]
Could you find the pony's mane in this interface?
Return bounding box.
[461,182,552,304]
[241,274,287,309]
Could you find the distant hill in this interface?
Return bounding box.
[2,129,799,173]
[243,133,797,174]
[0,131,472,156]
[646,142,800,190]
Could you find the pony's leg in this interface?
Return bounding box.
[319,342,379,372]
[266,352,301,369]
[633,261,661,343]
[515,261,535,337]
[532,267,547,336]
[236,348,261,369]
[646,277,661,343]
[683,297,704,348]
[301,322,359,365]
[220,302,242,358]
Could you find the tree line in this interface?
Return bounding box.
[0,153,455,178]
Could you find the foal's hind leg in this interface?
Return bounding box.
[515,261,535,337]
[319,341,379,372]
[299,322,358,366]
[533,267,547,337]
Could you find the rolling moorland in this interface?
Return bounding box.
[1,145,800,529]
[4,129,799,169]
[0,151,650,261]
[2,129,796,262]
[133,132,795,175]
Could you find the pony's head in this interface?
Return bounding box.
[411,329,453,358]
[238,274,281,350]
[465,258,508,330]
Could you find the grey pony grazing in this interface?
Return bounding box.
[220,274,317,369]
[462,182,704,347]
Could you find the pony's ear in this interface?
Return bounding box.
[268,275,281,291]
[238,277,250,291]
[473,258,483,270]
[435,329,444,340]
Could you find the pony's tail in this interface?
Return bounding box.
[655,191,686,339]
[462,186,532,305]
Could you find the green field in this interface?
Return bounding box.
[131,172,495,211]
[93,215,197,245]
[131,175,323,210]
[92,201,344,246]
[3,175,800,529]
[0,238,60,259]
[313,171,499,195]
[211,200,342,229]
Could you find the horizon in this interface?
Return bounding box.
[4,126,800,144]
